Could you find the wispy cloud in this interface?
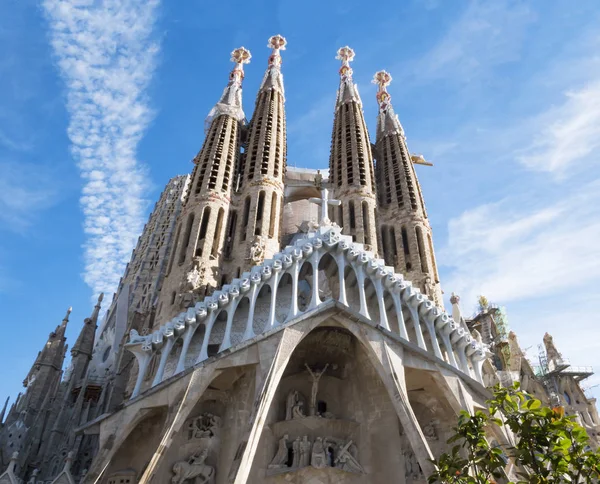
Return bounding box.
[516,81,600,175]
[440,180,600,306]
[0,161,59,233]
[412,0,534,84]
[42,0,161,298]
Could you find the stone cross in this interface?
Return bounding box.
[309,188,341,225]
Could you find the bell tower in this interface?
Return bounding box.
[372,70,442,305]
[229,35,288,275]
[157,47,251,323]
[329,47,378,253]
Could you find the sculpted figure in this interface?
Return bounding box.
[292,400,305,419]
[285,390,298,420]
[292,437,301,468]
[172,449,215,484]
[268,434,289,469]
[249,236,266,265]
[305,363,329,416]
[300,436,312,467]
[311,437,327,469]
[335,440,363,473]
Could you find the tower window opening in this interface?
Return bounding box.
[211,208,225,258]
[171,291,176,305]
[401,226,411,271]
[338,205,344,227]
[268,192,278,238]
[348,201,356,230]
[241,197,251,242]
[167,224,182,275]
[255,191,265,236]
[416,226,428,273]
[362,201,371,246]
[178,213,195,265]
[195,207,211,257]
[389,227,398,261]
[224,210,237,259]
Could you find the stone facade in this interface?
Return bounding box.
[1,39,598,484]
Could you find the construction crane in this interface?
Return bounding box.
[411,154,434,166]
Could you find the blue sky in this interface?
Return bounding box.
[1,0,600,405]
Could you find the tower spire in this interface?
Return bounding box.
[259,34,286,96]
[157,47,251,323]
[70,294,103,382]
[205,47,251,132]
[372,70,442,305]
[329,46,378,253]
[230,35,288,274]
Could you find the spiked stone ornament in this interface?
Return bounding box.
[230,46,251,81]
[336,46,355,79]
[267,34,287,67]
[373,70,393,111]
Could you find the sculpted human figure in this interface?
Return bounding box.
[292,400,305,419]
[285,390,298,420]
[171,449,215,484]
[305,363,329,416]
[335,440,363,473]
[268,434,289,469]
[300,436,312,467]
[292,437,301,468]
[311,437,327,468]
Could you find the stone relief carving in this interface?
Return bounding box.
[285,390,305,420]
[172,449,215,484]
[268,435,363,474]
[187,413,221,440]
[248,236,266,266]
[268,434,289,469]
[404,450,423,480]
[423,421,438,441]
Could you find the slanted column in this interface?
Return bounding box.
[152,337,175,386]
[335,253,348,306]
[373,278,390,330]
[267,271,281,329]
[452,332,471,374]
[309,249,321,310]
[219,307,237,352]
[356,266,369,318]
[130,347,152,399]
[406,299,427,350]
[197,312,218,363]
[437,322,459,368]
[243,283,260,340]
[392,292,409,340]
[289,254,301,317]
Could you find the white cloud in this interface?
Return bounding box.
[413,0,534,83]
[42,0,161,298]
[0,161,59,232]
[440,181,600,306]
[516,82,600,175]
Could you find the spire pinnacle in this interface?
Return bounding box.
[205,46,251,132]
[336,46,355,79]
[372,70,404,137]
[335,46,361,106]
[259,35,287,96]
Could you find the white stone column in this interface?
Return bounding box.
[243,284,259,340]
[219,306,237,352]
[308,250,321,310]
[152,337,175,387]
[373,278,389,330]
[196,312,218,363]
[335,254,348,306]
[267,272,281,328]
[289,260,300,318]
[130,347,152,399]
[392,292,409,340]
[356,266,369,319]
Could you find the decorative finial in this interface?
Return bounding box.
[267,35,287,68]
[229,47,251,83]
[373,70,393,110]
[336,46,355,80]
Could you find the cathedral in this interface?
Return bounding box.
[1,36,598,484]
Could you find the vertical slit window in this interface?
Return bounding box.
[362,202,371,245]
[401,226,411,271]
[338,204,344,228]
[269,192,278,238]
[178,213,195,265]
[241,197,251,242]
[349,201,356,230]
[255,191,265,236]
[212,208,225,258]
[195,207,211,257]
[167,223,182,275]
[225,210,237,258]
[416,226,428,273]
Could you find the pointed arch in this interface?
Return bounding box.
[297,261,313,312]
[269,192,278,238]
[343,265,361,313]
[253,284,271,334]
[364,277,379,323]
[383,290,400,335]
[211,208,225,258]
[231,297,250,346]
[317,252,340,302]
[195,207,211,257]
[179,213,195,265]
[416,226,428,274]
